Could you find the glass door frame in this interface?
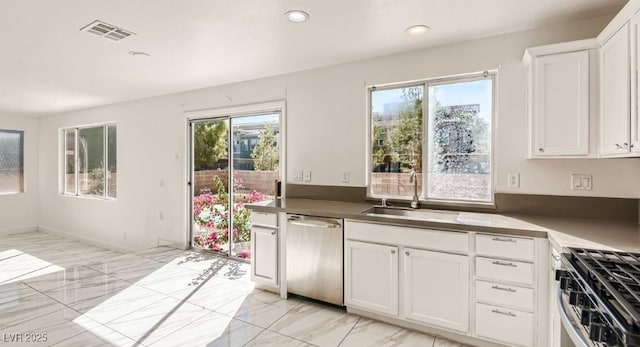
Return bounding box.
[185,100,286,259]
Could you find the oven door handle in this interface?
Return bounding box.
[557,285,590,347]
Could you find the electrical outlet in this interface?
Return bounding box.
[341,170,350,183]
[507,173,520,188]
[571,174,592,191]
[304,170,312,182]
[294,170,303,181]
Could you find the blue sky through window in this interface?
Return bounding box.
[372,78,492,123]
[232,113,279,125]
[430,79,492,123]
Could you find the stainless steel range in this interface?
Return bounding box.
[556,248,640,347]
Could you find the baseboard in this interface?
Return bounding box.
[347,307,508,347]
[157,239,189,250]
[37,225,139,253]
[0,226,38,235]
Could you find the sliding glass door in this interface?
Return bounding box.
[190,112,280,260]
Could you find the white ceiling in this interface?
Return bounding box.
[0,0,626,115]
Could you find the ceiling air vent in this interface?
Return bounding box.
[80,20,135,42]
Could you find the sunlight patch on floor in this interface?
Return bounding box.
[73,252,252,345]
[0,249,64,285]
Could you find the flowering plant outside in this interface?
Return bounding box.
[193,175,265,256]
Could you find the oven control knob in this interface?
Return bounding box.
[555,270,567,281]
[560,277,573,290]
[580,308,592,326]
[569,291,583,305]
[605,328,618,345]
[589,323,604,342]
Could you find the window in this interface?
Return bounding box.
[0,130,24,194]
[63,124,117,199]
[370,73,494,203]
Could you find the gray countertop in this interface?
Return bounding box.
[248,198,640,253]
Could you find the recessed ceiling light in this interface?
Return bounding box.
[285,10,309,23]
[406,25,430,35]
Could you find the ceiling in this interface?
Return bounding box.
[0,0,627,115]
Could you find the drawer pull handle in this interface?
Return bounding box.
[391,250,396,254]
[492,260,517,267]
[271,230,277,235]
[492,309,517,317]
[491,237,516,243]
[491,285,516,293]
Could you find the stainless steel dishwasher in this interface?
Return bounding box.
[286,214,343,306]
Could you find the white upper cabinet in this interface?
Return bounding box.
[600,24,631,156]
[596,0,640,157]
[630,13,640,153]
[523,40,597,158]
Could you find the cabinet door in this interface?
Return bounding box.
[345,240,399,316]
[600,24,631,155]
[251,226,277,286]
[631,13,640,153]
[532,50,589,156]
[403,248,469,333]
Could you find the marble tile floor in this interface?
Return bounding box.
[0,231,470,347]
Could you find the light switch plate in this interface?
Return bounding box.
[571,174,592,191]
[294,170,303,181]
[304,170,312,182]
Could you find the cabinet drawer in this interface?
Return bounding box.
[476,257,534,285]
[475,280,534,312]
[251,211,277,227]
[475,303,533,347]
[346,220,468,253]
[476,234,534,261]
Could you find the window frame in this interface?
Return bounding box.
[367,71,496,206]
[61,123,116,200]
[0,129,25,195]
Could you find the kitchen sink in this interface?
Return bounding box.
[361,206,460,223]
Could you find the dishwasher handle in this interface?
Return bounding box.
[287,218,341,229]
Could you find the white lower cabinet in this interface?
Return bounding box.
[403,248,469,333]
[475,303,534,347]
[345,240,399,316]
[251,225,278,286]
[473,233,541,347]
[344,221,546,347]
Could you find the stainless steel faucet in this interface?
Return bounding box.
[409,170,419,209]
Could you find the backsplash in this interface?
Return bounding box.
[286,184,639,222]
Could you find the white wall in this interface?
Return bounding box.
[37,15,640,250]
[0,113,38,233]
